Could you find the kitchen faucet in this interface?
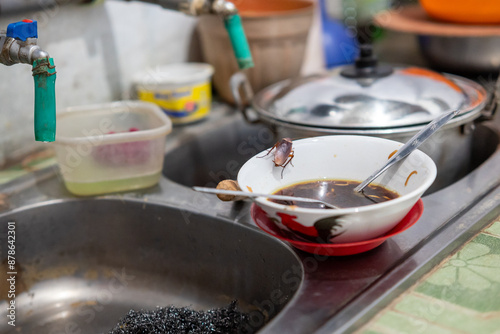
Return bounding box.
[0,19,56,142]
[125,0,254,70]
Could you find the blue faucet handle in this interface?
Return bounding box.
[7,20,38,41]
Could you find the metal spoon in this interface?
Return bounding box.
[354,102,464,193]
[193,186,340,209]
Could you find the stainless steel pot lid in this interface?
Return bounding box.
[257,66,484,129]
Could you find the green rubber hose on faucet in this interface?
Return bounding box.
[32,57,56,142]
[224,14,254,70]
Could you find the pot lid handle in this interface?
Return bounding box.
[340,44,393,80]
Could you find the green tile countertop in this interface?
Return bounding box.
[0,150,56,185]
[357,218,500,334]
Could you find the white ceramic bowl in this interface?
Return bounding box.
[237,135,436,243]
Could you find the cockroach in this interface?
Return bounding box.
[259,138,294,178]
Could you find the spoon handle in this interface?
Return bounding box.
[354,105,462,193]
[193,187,339,209]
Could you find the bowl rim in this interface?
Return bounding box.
[237,135,437,216]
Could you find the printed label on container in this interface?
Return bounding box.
[137,82,211,124]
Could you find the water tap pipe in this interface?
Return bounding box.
[0,20,56,142]
[126,0,254,69]
[214,0,254,70]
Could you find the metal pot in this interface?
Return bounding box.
[418,35,500,75]
[230,55,496,193]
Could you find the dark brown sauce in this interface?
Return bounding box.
[271,179,400,209]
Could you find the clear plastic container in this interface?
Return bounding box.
[54,101,172,196]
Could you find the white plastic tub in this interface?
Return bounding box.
[133,63,214,125]
[54,101,172,196]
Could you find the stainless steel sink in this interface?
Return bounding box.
[1,105,499,334]
[161,109,500,333]
[0,199,303,333]
[163,114,275,189]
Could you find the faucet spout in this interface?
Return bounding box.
[0,20,56,142]
[210,0,253,69]
[210,0,238,17]
[32,57,57,142]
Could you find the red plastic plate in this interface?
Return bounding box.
[251,199,424,256]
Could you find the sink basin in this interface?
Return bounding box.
[0,104,498,334]
[163,115,499,193]
[164,117,275,188]
[0,199,303,333]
